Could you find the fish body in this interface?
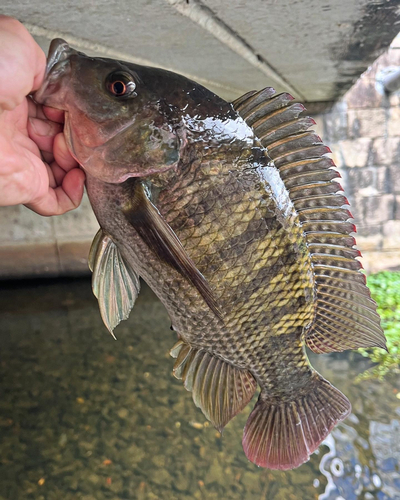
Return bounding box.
[35,40,386,470]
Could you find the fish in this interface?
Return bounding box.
[35,38,387,470]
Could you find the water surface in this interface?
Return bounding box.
[0,278,399,500]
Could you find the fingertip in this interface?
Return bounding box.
[28,116,54,136]
[25,167,85,216]
[53,132,78,171]
[43,106,65,123]
[0,16,46,94]
[62,168,86,208]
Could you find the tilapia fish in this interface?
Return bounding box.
[35,39,386,470]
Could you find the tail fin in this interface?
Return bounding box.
[242,373,351,470]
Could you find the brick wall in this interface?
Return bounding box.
[312,34,400,273]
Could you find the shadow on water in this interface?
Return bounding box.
[0,278,399,500]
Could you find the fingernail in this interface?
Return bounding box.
[29,117,54,137]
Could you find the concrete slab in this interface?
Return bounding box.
[0,198,98,279]
[1,0,399,102]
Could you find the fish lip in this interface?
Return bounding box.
[34,38,72,105]
[115,163,175,183]
[46,38,71,75]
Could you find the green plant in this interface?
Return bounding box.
[357,271,400,381]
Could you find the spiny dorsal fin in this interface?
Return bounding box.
[122,182,222,321]
[170,340,257,432]
[232,88,386,353]
[89,229,141,337]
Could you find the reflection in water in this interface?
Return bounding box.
[319,419,400,500]
[370,419,400,499]
[313,363,400,500]
[0,278,399,500]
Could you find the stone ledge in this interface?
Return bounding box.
[382,220,400,250]
[2,239,399,279]
[361,250,400,274]
[0,194,98,279]
[0,241,91,279]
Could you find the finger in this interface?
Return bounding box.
[27,97,47,120]
[28,117,62,153]
[43,106,65,123]
[16,128,41,157]
[44,162,57,189]
[42,151,54,164]
[0,17,46,109]
[60,167,86,209]
[53,132,78,171]
[25,167,85,216]
[49,160,68,186]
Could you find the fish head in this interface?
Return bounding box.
[35,39,188,183]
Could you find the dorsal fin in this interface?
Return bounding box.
[233,88,386,353]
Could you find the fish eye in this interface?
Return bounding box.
[106,72,136,98]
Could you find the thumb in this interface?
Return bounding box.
[0,16,46,111]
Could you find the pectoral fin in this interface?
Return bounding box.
[123,182,222,320]
[89,229,140,337]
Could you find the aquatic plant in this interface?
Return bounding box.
[358,271,400,380]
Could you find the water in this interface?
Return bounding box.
[0,278,399,500]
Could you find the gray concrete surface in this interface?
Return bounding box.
[0,197,99,278]
[2,0,400,102]
[1,0,400,278]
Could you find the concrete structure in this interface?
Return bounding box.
[1,0,400,278]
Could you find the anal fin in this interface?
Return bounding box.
[89,229,140,336]
[170,340,257,432]
[242,372,351,470]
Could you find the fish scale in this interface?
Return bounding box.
[155,154,315,367]
[35,40,386,470]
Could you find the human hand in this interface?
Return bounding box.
[0,15,85,216]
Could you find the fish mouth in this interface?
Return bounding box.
[34,38,72,105]
[46,38,71,74]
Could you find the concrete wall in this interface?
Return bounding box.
[0,196,98,279]
[312,34,400,273]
